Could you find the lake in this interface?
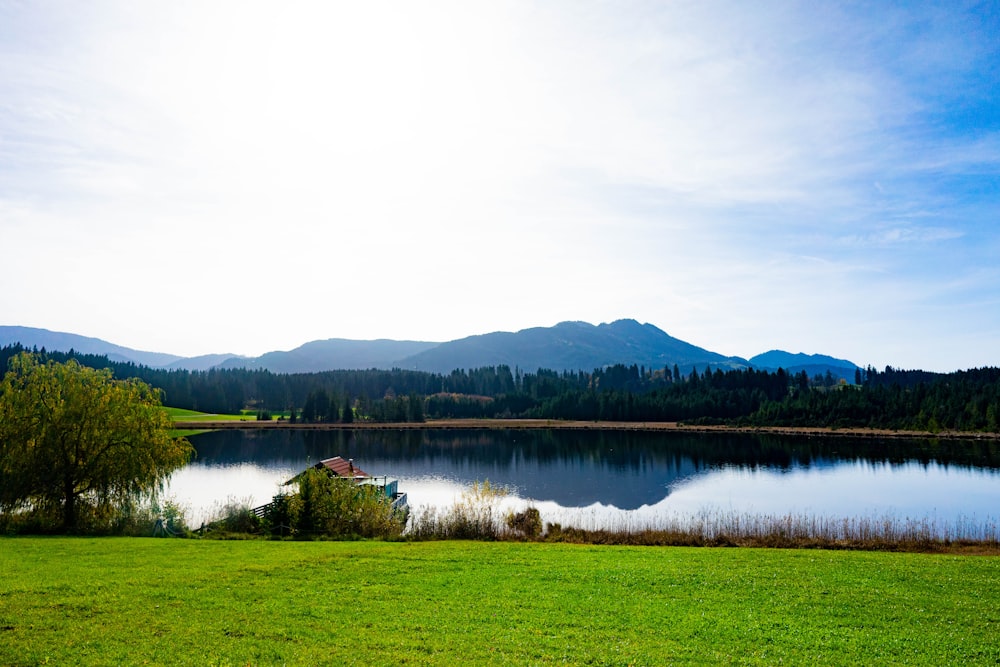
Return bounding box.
[166,429,1000,535]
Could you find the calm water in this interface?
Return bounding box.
[166,429,1000,530]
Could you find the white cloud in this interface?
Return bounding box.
[1,1,998,370]
[836,225,965,247]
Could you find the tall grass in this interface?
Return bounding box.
[539,509,1000,551]
[408,480,511,539]
[197,496,260,536]
[408,482,1000,551]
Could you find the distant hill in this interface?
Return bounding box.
[749,350,859,381]
[395,320,750,374]
[0,326,184,368]
[216,339,439,373]
[191,320,750,374]
[3,322,866,378]
[164,354,248,372]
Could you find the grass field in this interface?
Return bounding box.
[163,407,260,437]
[1,538,998,665]
[163,407,254,421]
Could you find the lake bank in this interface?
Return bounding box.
[171,417,1000,440]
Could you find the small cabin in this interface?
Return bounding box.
[250,456,408,522]
[313,456,369,480]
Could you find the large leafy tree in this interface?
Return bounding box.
[0,353,192,531]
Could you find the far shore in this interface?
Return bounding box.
[170,418,1000,440]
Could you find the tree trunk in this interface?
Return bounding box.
[63,479,77,532]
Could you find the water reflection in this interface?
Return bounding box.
[167,429,1000,527]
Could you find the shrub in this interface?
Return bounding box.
[152,499,190,537]
[261,493,294,537]
[276,469,405,539]
[105,497,192,537]
[204,497,260,535]
[506,507,542,539]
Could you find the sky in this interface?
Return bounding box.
[2,1,999,372]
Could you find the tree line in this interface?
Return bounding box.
[2,344,998,432]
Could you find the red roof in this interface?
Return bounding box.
[315,456,369,479]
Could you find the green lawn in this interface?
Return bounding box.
[163,407,251,421]
[163,407,260,436]
[1,539,997,665]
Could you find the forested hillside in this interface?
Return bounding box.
[1,344,998,432]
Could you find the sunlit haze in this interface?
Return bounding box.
[3,1,998,371]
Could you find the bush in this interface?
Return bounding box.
[274,469,405,539]
[0,495,194,537]
[106,497,191,537]
[203,497,260,535]
[261,493,294,537]
[506,507,542,539]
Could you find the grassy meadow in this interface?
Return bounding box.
[162,407,251,421]
[164,407,259,437]
[1,538,998,665]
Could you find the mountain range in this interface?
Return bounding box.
[0,321,860,378]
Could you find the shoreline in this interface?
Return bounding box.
[170,418,1000,440]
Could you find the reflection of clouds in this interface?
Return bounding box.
[165,463,298,525]
[661,461,1000,519]
[403,475,527,525]
[403,476,471,521]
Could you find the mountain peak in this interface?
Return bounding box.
[397,320,748,373]
[749,350,859,382]
[5,322,874,377]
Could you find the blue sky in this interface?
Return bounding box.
[2,1,998,371]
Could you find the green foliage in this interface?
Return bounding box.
[160,499,189,533]
[260,492,293,536]
[505,506,542,539]
[2,539,999,665]
[0,353,193,533]
[5,344,1000,432]
[202,497,260,536]
[274,468,404,539]
[407,391,424,422]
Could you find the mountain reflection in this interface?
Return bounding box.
[188,429,1000,510]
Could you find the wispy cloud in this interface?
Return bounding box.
[836,226,965,247]
[1,1,998,371]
